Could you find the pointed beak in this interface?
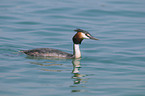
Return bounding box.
[89,36,99,40]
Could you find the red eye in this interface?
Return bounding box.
[86,34,90,37]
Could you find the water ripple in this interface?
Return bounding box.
[0,0,145,96]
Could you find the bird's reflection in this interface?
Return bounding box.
[27,56,87,92]
[72,59,86,84]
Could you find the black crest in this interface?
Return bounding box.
[74,29,90,34]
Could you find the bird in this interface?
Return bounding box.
[20,29,99,59]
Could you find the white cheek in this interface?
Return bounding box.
[81,33,89,39]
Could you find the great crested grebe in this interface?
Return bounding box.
[21,29,99,59]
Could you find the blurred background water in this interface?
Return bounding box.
[0,0,145,96]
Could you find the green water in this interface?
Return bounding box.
[0,0,145,96]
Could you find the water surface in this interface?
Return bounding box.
[0,0,145,96]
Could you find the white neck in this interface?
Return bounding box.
[73,44,81,58]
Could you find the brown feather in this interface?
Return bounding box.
[72,32,84,44]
